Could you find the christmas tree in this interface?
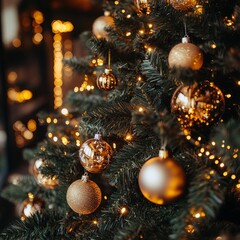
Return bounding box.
[1,0,240,239]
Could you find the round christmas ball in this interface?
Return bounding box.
[32,158,58,189]
[170,0,197,11]
[92,14,114,39]
[79,134,112,173]
[96,68,117,91]
[19,193,44,220]
[138,150,186,205]
[168,38,203,70]
[171,81,225,127]
[66,175,102,215]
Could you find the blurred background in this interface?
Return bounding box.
[0,0,102,230]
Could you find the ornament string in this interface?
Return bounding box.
[183,19,188,38]
[108,49,111,69]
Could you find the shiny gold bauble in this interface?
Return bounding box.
[32,158,59,189]
[96,68,117,91]
[92,15,114,39]
[66,175,102,214]
[79,134,112,173]
[168,39,203,70]
[170,0,197,11]
[138,150,185,205]
[135,0,151,15]
[171,81,225,127]
[19,193,44,220]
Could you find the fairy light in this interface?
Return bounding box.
[113,143,117,149]
[65,120,70,125]
[32,11,44,45]
[211,43,217,49]
[223,171,228,177]
[237,80,240,86]
[225,94,231,98]
[185,224,195,234]
[138,107,144,112]
[8,88,33,103]
[120,207,127,215]
[125,133,133,141]
[211,141,216,146]
[74,87,78,92]
[126,14,131,18]
[121,9,126,13]
[114,1,119,5]
[126,32,131,37]
[61,137,69,145]
[220,163,225,168]
[61,108,69,116]
[48,133,53,138]
[104,196,108,200]
[46,117,51,123]
[236,184,240,189]
[53,136,58,142]
[215,160,219,165]
[93,220,98,225]
[53,118,58,124]
[51,20,74,108]
[139,29,145,34]
[231,174,236,180]
[76,140,81,147]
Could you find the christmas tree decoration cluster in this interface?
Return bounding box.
[1,0,240,239]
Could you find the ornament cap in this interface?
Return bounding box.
[81,173,89,182]
[159,149,169,159]
[104,11,110,16]
[104,68,112,74]
[94,133,102,140]
[182,36,190,43]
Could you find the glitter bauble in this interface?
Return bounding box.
[170,0,197,11]
[168,38,203,70]
[32,158,58,189]
[92,15,114,39]
[171,81,225,127]
[79,134,112,173]
[66,175,102,215]
[19,193,44,220]
[96,68,117,91]
[138,150,185,205]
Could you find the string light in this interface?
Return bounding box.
[125,133,133,141]
[104,196,108,200]
[185,224,195,234]
[120,207,127,215]
[32,11,44,45]
[61,108,69,116]
[93,220,98,225]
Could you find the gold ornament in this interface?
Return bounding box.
[92,12,114,39]
[135,0,151,15]
[168,36,203,70]
[79,134,112,173]
[138,149,186,205]
[171,81,225,127]
[170,0,197,11]
[97,68,117,91]
[19,193,44,220]
[66,174,102,214]
[96,49,117,91]
[32,158,59,189]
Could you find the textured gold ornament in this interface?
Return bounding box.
[135,0,151,15]
[92,12,114,39]
[138,150,185,205]
[96,68,117,91]
[79,134,112,173]
[170,0,197,11]
[168,37,203,70]
[171,81,225,127]
[19,193,44,220]
[32,159,58,189]
[66,174,102,214]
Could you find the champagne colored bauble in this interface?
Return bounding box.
[96,68,117,91]
[33,158,58,189]
[138,150,185,205]
[171,81,225,127]
[79,134,112,173]
[168,38,203,70]
[66,175,102,214]
[19,193,44,220]
[92,15,114,39]
[170,0,197,11]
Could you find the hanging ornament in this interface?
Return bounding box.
[66,173,102,214]
[135,0,151,15]
[79,134,112,173]
[168,36,203,70]
[92,11,114,39]
[138,149,186,205]
[96,49,117,91]
[19,193,44,221]
[32,158,59,189]
[170,0,197,11]
[171,81,225,127]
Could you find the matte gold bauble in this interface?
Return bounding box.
[138,150,185,205]
[170,0,197,11]
[168,37,203,70]
[33,158,58,189]
[96,68,117,91]
[19,193,44,220]
[92,14,114,39]
[66,174,102,214]
[171,81,225,127]
[79,134,112,173]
